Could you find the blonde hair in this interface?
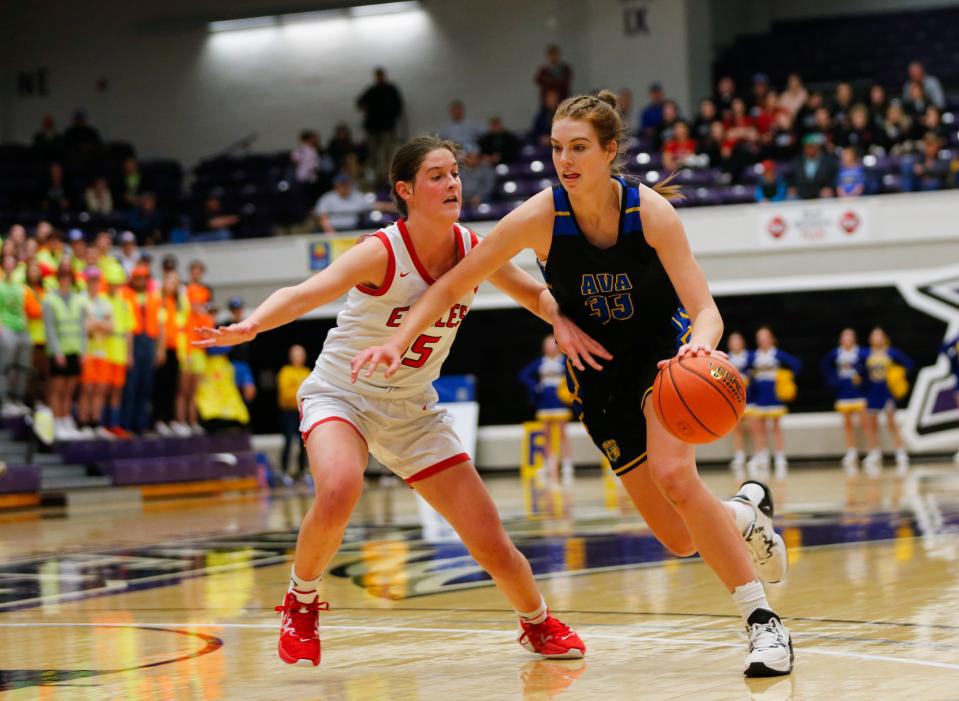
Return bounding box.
[553,89,683,201]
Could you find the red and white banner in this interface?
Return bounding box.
[758,202,870,248]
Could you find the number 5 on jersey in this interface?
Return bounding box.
[402,334,441,368]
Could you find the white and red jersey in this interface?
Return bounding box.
[309,219,478,399]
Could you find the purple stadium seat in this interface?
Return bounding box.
[0,465,41,494]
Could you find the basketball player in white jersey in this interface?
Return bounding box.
[195,136,599,666]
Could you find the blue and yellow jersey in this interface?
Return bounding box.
[865,346,914,387]
[821,345,868,395]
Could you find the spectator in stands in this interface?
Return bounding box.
[122,265,162,434]
[755,91,782,134]
[277,344,310,480]
[314,173,370,234]
[338,152,372,192]
[291,130,332,219]
[63,110,102,155]
[478,116,520,164]
[879,100,912,153]
[867,84,888,130]
[754,160,787,203]
[832,82,855,128]
[32,115,62,163]
[724,98,757,146]
[714,75,737,118]
[761,111,799,162]
[531,89,561,146]
[195,196,239,241]
[129,193,166,245]
[837,147,865,198]
[903,81,929,118]
[915,105,949,142]
[697,120,726,167]
[692,99,718,142]
[356,67,404,187]
[795,92,825,135]
[65,230,86,275]
[778,73,808,118]
[439,100,483,149]
[154,269,184,436]
[327,123,363,172]
[225,296,256,404]
[902,133,950,191]
[656,100,682,147]
[838,105,877,153]
[904,61,944,109]
[0,253,32,417]
[616,88,634,126]
[43,265,86,439]
[662,121,697,172]
[116,231,139,276]
[812,107,837,151]
[460,145,495,208]
[639,82,666,137]
[84,177,114,215]
[177,283,211,435]
[77,266,111,437]
[102,267,133,437]
[534,45,572,102]
[23,261,47,407]
[750,73,770,111]
[40,162,70,215]
[789,133,838,199]
[121,157,142,208]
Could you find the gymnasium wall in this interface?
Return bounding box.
[0,0,704,166]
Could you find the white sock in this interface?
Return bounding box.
[561,459,574,472]
[732,580,770,624]
[733,450,745,461]
[517,596,548,625]
[774,451,786,462]
[290,566,322,604]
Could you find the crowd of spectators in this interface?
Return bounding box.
[2,48,957,247]
[0,223,254,441]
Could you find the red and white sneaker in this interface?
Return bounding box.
[517,611,586,659]
[274,592,330,666]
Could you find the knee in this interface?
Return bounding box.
[309,470,363,526]
[649,461,698,508]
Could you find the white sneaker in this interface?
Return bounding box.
[747,452,770,480]
[78,426,96,438]
[731,481,788,584]
[561,460,574,488]
[863,450,882,478]
[730,452,746,480]
[170,422,192,437]
[773,455,788,481]
[95,426,116,440]
[841,449,859,477]
[744,609,793,677]
[189,423,206,435]
[155,421,173,436]
[894,449,909,476]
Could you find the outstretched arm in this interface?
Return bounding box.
[194,235,388,347]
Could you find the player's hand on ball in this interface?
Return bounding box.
[351,343,403,382]
[553,313,612,371]
[658,343,727,369]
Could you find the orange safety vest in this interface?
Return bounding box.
[24,285,45,345]
[161,294,185,350]
[126,288,162,339]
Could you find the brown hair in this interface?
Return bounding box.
[390,135,461,217]
[553,90,683,201]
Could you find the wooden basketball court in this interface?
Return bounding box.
[2,464,959,700]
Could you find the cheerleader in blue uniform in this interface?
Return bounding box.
[745,327,802,480]
[821,328,870,476]
[862,327,914,476]
[518,334,574,486]
[939,333,959,464]
[725,332,752,477]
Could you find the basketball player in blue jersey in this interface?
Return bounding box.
[862,327,914,476]
[939,333,959,464]
[518,334,575,486]
[821,328,870,476]
[744,327,801,481]
[725,332,752,479]
[353,91,794,677]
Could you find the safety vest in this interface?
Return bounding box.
[24,286,46,345]
[127,289,161,338]
[161,293,188,350]
[106,293,134,364]
[45,292,87,356]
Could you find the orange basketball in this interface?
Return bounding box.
[652,355,747,444]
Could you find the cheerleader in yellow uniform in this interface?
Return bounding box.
[821,328,870,476]
[862,327,914,476]
[745,327,801,480]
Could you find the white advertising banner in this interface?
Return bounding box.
[758,201,870,248]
